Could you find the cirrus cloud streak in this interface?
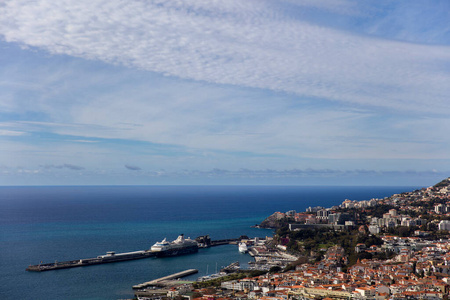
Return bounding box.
[0,0,449,114]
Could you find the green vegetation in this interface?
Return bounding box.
[259,215,295,229]
[433,178,450,188]
[192,270,266,289]
[276,224,399,269]
[356,233,383,247]
[385,226,418,237]
[269,266,282,273]
[352,204,395,219]
[277,226,357,253]
[276,226,359,265]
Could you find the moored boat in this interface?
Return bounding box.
[238,242,248,253]
[151,234,198,257]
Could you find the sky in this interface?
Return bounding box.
[0,0,449,186]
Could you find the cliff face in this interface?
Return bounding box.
[258,212,287,229]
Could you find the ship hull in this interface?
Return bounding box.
[154,245,198,257]
[238,242,248,253]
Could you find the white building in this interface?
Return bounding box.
[435,204,448,214]
[369,225,380,235]
[439,220,450,231]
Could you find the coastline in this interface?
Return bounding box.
[0,185,414,300]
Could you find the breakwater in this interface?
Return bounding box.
[26,250,156,272]
[132,269,198,289]
[211,238,239,246]
[26,237,241,272]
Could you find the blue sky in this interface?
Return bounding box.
[0,0,449,186]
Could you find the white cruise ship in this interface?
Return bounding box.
[238,242,248,253]
[151,234,198,257]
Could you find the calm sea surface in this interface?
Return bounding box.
[0,185,420,299]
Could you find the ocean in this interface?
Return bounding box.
[0,185,420,299]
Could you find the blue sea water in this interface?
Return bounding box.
[0,185,421,299]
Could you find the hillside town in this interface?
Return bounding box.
[136,178,450,300]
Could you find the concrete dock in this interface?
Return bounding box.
[26,235,248,272]
[132,269,198,289]
[26,250,156,272]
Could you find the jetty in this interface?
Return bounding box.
[132,269,198,289]
[26,250,156,272]
[26,236,246,272]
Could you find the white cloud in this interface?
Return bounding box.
[0,129,25,136]
[0,56,449,167]
[0,0,449,114]
[1,0,450,186]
